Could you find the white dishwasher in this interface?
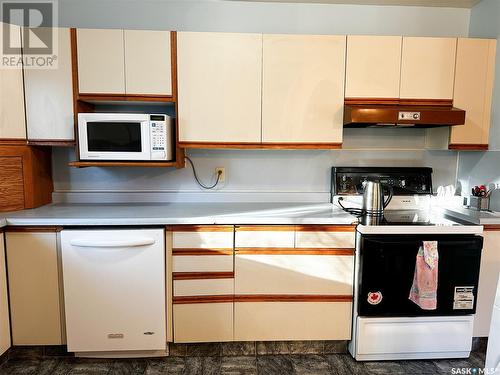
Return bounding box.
[61,229,166,357]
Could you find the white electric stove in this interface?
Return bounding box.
[332,167,484,361]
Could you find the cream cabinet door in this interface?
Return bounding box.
[262,34,345,144]
[345,35,402,99]
[6,231,63,345]
[0,233,10,356]
[0,23,26,139]
[124,30,172,95]
[177,32,262,143]
[400,37,457,100]
[23,27,74,141]
[474,229,500,337]
[77,28,125,94]
[450,38,496,147]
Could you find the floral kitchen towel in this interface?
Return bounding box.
[409,241,439,310]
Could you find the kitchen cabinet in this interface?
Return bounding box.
[61,229,166,353]
[23,27,74,143]
[124,30,172,95]
[474,227,500,337]
[234,225,355,341]
[449,38,496,150]
[345,35,402,100]
[170,226,234,343]
[0,232,10,356]
[0,145,52,212]
[400,37,457,101]
[261,34,345,144]
[5,230,63,345]
[177,32,262,145]
[77,29,125,94]
[0,23,26,140]
[77,29,173,95]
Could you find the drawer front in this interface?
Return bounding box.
[174,303,233,343]
[173,231,233,249]
[234,301,352,341]
[295,231,355,249]
[235,226,295,248]
[174,279,234,297]
[235,254,354,295]
[173,255,233,273]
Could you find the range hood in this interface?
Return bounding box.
[343,103,466,128]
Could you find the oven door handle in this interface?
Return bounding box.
[69,238,156,248]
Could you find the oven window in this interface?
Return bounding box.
[87,122,142,152]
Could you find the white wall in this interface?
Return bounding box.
[456,0,500,211]
[53,0,470,203]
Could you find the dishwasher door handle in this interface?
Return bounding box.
[69,238,156,248]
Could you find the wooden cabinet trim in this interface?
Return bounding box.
[179,142,342,149]
[235,248,354,255]
[344,98,453,107]
[0,140,28,146]
[448,144,489,151]
[345,98,400,105]
[484,225,500,231]
[235,225,294,232]
[5,227,62,233]
[173,272,234,280]
[234,294,353,303]
[27,140,76,147]
[173,248,233,256]
[173,295,234,304]
[295,225,356,232]
[167,225,234,232]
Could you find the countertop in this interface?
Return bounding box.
[0,202,357,227]
[1,202,498,229]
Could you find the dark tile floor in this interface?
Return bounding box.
[0,343,487,375]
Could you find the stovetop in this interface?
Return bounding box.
[358,210,466,227]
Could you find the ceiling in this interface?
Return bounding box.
[229,0,482,8]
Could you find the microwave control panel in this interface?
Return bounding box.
[149,115,170,160]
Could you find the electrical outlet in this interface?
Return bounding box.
[215,168,225,183]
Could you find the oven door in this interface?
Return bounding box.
[79,113,151,161]
[358,234,483,317]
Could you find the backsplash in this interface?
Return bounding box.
[52,147,458,203]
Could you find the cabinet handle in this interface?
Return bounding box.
[69,238,156,248]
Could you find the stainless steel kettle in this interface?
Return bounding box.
[362,181,393,216]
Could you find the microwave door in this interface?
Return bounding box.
[80,120,150,160]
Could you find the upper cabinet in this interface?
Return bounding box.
[177,32,262,144]
[449,38,497,150]
[23,27,75,143]
[0,23,26,140]
[345,35,402,100]
[400,37,457,101]
[262,34,345,145]
[124,30,172,95]
[76,28,173,96]
[77,29,125,94]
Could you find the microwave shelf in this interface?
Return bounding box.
[68,159,183,168]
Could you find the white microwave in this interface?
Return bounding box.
[78,113,174,161]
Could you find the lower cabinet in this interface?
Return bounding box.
[0,232,11,355]
[474,227,500,336]
[234,301,352,341]
[170,224,356,343]
[5,229,63,345]
[170,225,235,343]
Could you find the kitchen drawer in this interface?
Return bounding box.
[235,253,353,295]
[173,255,233,273]
[235,226,295,248]
[234,301,352,341]
[172,227,233,249]
[174,302,233,343]
[174,278,234,297]
[295,226,355,249]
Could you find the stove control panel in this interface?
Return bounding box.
[332,167,433,197]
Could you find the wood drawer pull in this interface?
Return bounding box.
[173,272,234,280]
